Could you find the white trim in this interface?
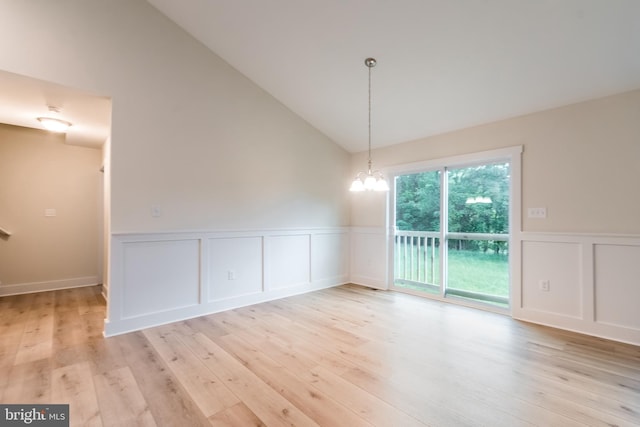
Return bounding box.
[111,226,348,237]
[0,276,100,297]
[520,231,640,243]
[385,146,523,176]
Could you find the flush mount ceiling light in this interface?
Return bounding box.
[37,117,73,133]
[37,106,72,133]
[349,57,389,192]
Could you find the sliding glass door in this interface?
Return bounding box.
[445,162,510,307]
[392,158,512,310]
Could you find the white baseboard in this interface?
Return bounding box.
[350,275,388,290]
[104,279,347,337]
[0,276,99,297]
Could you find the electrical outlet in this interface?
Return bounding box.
[227,270,236,280]
[151,205,162,217]
[539,280,550,292]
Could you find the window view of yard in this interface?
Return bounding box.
[394,163,510,307]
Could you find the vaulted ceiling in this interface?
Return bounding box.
[147,0,640,153]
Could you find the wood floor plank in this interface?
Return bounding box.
[213,309,319,376]
[13,292,54,365]
[182,315,231,340]
[208,402,266,427]
[338,362,476,426]
[216,332,374,427]
[76,286,106,315]
[0,319,25,370]
[51,361,102,426]
[143,325,240,418]
[115,331,213,427]
[93,366,157,427]
[241,303,390,376]
[83,336,128,376]
[177,330,320,427]
[229,305,360,376]
[54,288,81,312]
[299,364,426,427]
[52,305,85,349]
[0,358,52,403]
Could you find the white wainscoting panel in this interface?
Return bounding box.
[208,236,263,302]
[350,227,388,290]
[266,234,310,290]
[121,239,200,319]
[515,233,640,346]
[521,241,582,318]
[312,232,349,286]
[105,227,349,336]
[594,244,640,330]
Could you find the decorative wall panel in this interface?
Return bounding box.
[106,228,348,336]
[594,244,640,330]
[208,236,263,301]
[521,241,582,318]
[266,234,310,290]
[122,239,200,319]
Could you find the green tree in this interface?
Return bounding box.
[395,171,440,231]
[395,163,509,253]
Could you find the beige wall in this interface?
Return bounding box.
[0,124,102,287]
[351,89,640,234]
[0,0,350,234]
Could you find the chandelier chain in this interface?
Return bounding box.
[368,61,372,173]
[349,57,388,192]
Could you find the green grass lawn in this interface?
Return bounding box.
[447,250,509,297]
[394,246,509,298]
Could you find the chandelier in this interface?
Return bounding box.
[349,57,389,192]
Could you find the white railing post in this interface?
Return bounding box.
[393,230,440,288]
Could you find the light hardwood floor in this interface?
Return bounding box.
[1,284,639,426]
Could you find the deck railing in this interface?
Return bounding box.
[394,230,509,306]
[394,230,440,287]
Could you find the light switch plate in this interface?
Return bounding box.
[528,207,547,219]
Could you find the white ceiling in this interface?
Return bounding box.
[148,0,640,153]
[0,70,111,148]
